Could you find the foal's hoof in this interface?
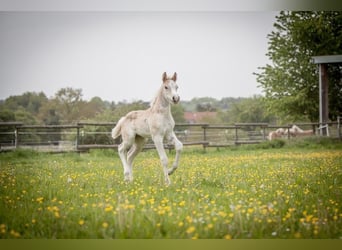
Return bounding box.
[168,167,177,175]
[165,178,171,186]
[124,174,133,183]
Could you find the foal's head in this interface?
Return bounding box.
[162,72,180,104]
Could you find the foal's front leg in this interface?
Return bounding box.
[168,131,183,175]
[153,135,171,185]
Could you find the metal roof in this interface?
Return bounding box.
[312,55,342,64]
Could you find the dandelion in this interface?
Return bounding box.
[125,204,135,210]
[179,200,186,207]
[10,229,20,238]
[305,214,314,223]
[294,232,302,238]
[224,234,232,240]
[191,233,198,240]
[147,198,155,205]
[36,197,44,203]
[0,224,6,234]
[186,226,196,234]
[104,205,113,212]
[247,208,254,214]
[185,215,193,223]
[78,219,85,226]
[178,221,184,227]
[102,222,109,228]
[218,211,227,218]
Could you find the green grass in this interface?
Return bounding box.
[0,139,341,238]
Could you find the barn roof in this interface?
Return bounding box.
[312,55,342,64]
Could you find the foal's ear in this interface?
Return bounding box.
[162,72,167,82]
[172,72,177,82]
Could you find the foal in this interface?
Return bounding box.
[111,72,183,185]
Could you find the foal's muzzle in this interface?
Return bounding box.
[172,95,180,104]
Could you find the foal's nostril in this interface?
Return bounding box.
[173,96,180,103]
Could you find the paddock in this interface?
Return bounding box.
[0,146,341,239]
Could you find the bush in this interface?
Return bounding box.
[261,139,286,149]
[286,137,342,150]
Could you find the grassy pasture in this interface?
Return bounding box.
[0,139,341,239]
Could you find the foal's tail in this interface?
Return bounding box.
[111,117,125,139]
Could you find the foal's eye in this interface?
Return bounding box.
[164,86,169,90]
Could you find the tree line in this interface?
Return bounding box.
[0,88,275,125]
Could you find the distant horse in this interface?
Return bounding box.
[111,72,183,185]
[268,128,285,140]
[285,125,314,137]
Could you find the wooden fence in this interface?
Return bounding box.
[0,119,341,152]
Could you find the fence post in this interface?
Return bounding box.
[76,123,80,150]
[14,126,19,149]
[201,124,208,150]
[235,125,238,144]
[263,125,267,140]
[338,116,341,140]
[202,124,208,142]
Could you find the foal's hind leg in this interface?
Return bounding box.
[118,137,134,182]
[127,135,146,178]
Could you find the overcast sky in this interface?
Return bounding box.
[0,11,277,102]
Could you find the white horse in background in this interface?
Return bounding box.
[268,125,315,140]
[285,125,314,137]
[111,72,183,185]
[268,128,284,140]
[289,125,303,135]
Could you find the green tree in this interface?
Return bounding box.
[0,109,15,122]
[78,96,106,121]
[255,11,342,122]
[54,87,83,123]
[2,92,48,115]
[220,96,275,124]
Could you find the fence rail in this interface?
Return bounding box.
[0,119,341,152]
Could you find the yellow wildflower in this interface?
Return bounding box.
[224,234,232,240]
[186,226,196,234]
